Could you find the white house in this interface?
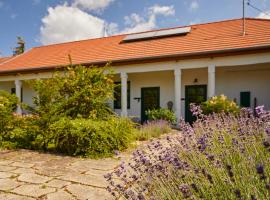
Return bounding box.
[0,18,270,122]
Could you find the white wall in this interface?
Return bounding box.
[216,64,270,110]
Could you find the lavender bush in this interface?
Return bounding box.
[135,120,172,141]
[106,105,270,199]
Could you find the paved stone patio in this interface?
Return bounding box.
[0,149,126,200]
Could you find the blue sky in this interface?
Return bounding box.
[0,0,269,57]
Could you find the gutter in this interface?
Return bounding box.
[1,44,270,75]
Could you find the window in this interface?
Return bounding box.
[240,91,251,107]
[11,88,23,102]
[114,82,130,109]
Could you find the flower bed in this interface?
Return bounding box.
[106,106,270,199]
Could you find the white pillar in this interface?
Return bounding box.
[15,80,22,115]
[174,68,182,121]
[120,72,128,117]
[208,65,216,98]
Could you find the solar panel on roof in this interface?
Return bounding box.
[122,27,191,42]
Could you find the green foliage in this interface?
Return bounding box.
[135,120,171,141]
[0,90,18,136]
[202,94,240,115]
[22,65,117,152]
[49,117,135,158]
[0,65,138,158]
[30,64,115,120]
[0,115,40,149]
[13,36,25,56]
[146,108,176,124]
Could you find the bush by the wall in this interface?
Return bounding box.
[201,94,240,115]
[49,117,136,158]
[146,108,176,124]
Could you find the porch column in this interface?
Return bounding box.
[15,80,22,115]
[174,68,182,121]
[208,65,216,98]
[120,72,128,117]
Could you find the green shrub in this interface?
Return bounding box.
[146,108,176,124]
[202,94,240,115]
[0,115,41,149]
[135,120,172,141]
[0,90,18,145]
[30,65,115,121]
[49,117,136,158]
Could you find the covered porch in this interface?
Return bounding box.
[0,53,270,122]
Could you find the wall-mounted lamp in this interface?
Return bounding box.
[193,78,198,83]
[134,97,141,102]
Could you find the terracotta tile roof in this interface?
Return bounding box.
[0,56,12,64]
[1,18,270,73]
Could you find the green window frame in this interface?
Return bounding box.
[114,81,130,109]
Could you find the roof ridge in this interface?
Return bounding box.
[32,18,258,50]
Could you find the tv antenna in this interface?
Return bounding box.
[242,0,246,36]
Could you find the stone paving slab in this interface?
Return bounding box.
[46,190,75,200]
[12,184,56,198]
[11,162,35,168]
[0,171,16,179]
[45,179,72,189]
[18,173,52,184]
[0,178,21,190]
[0,149,126,199]
[66,184,112,200]
[0,192,34,200]
[0,165,17,172]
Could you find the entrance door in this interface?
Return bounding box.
[185,85,207,123]
[141,87,160,122]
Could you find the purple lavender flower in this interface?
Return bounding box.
[234,189,241,199]
[256,164,264,175]
[179,184,191,198]
[255,105,265,115]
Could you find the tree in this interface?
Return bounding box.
[13,37,25,56]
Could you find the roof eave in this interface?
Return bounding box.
[1,44,270,75]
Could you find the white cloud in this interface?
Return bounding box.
[39,3,175,45]
[72,0,114,12]
[189,1,199,12]
[149,4,175,16]
[40,4,105,45]
[257,11,270,19]
[120,5,175,34]
[105,22,119,36]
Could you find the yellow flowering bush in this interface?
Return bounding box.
[202,95,240,115]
